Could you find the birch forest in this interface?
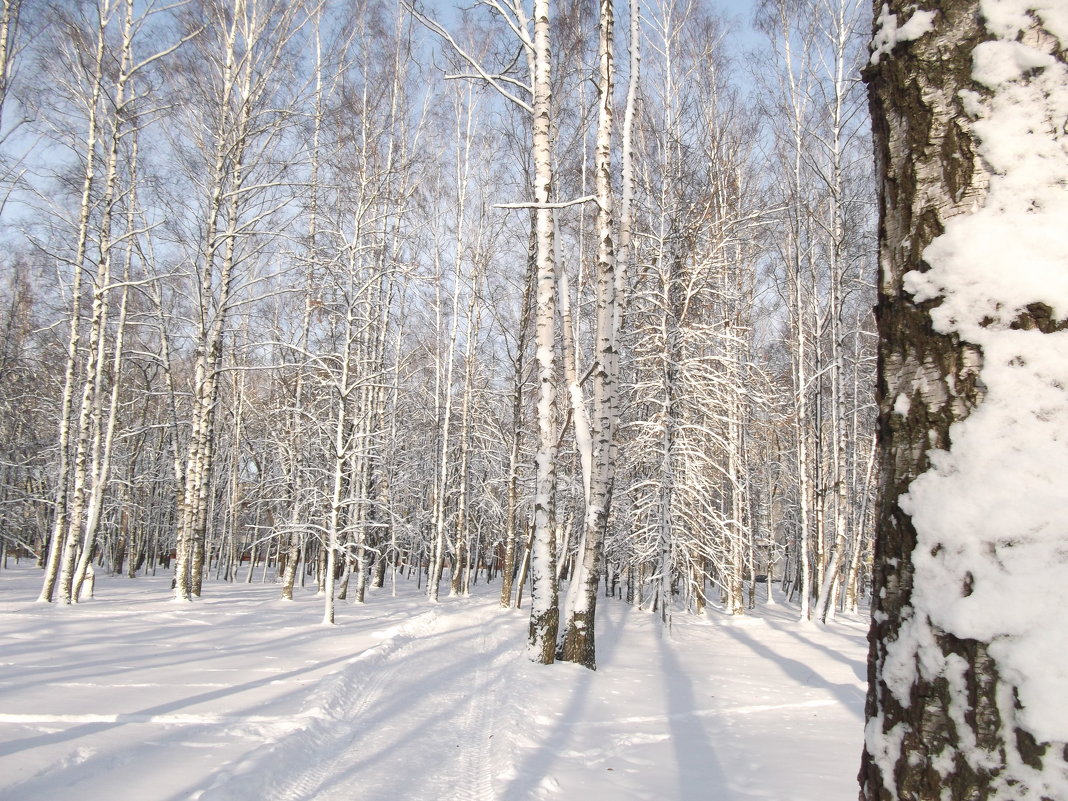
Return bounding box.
[0,0,876,661]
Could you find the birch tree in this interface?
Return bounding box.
[413,0,564,661]
[170,0,306,600]
[498,218,536,608]
[0,0,19,121]
[0,0,27,205]
[34,0,111,603]
[862,2,1068,798]
[557,0,624,669]
[33,0,179,603]
[522,0,563,663]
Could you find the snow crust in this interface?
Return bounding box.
[0,567,868,801]
[895,0,1068,751]
[870,4,937,64]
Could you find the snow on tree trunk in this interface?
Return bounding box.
[862,2,1068,799]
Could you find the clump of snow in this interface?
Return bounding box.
[970,40,1055,89]
[864,715,906,798]
[980,0,1068,43]
[871,4,937,64]
[895,0,1068,750]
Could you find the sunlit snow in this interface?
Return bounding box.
[0,568,867,801]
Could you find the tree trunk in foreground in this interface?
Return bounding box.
[862,3,1068,799]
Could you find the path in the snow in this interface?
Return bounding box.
[0,567,868,801]
[199,601,519,801]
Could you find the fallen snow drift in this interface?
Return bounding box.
[0,567,867,800]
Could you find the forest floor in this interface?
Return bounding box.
[0,565,868,801]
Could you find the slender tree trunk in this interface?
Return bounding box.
[429,96,474,600]
[449,276,480,597]
[499,218,536,608]
[526,0,560,664]
[71,138,139,600]
[0,1,23,124]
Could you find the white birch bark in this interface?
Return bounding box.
[68,0,142,602]
[526,0,560,664]
[0,1,18,117]
[559,0,622,669]
[71,132,139,601]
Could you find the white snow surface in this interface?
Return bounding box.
[0,567,868,801]
[897,1,1068,748]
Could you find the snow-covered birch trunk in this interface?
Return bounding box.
[71,134,139,601]
[320,239,369,623]
[171,0,301,601]
[862,2,1068,798]
[68,0,143,602]
[173,7,242,602]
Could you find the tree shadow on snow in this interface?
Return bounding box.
[717,626,865,717]
[760,621,868,683]
[498,602,629,801]
[0,648,357,760]
[655,628,730,800]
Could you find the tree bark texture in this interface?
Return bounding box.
[862,3,1068,799]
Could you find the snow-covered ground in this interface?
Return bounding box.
[0,566,868,801]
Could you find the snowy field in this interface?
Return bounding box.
[0,566,868,801]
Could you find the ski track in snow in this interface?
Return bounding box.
[453,615,513,801]
[197,607,441,801]
[197,601,514,801]
[550,697,839,727]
